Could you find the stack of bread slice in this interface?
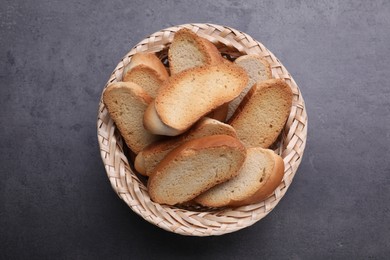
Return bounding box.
[103,28,293,207]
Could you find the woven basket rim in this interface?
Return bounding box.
[97,23,308,236]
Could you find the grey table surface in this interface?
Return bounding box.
[1,0,389,259]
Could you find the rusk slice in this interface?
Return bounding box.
[135,118,237,176]
[122,65,167,98]
[148,135,246,206]
[144,62,248,135]
[122,53,169,98]
[123,52,168,79]
[229,79,293,148]
[103,82,159,154]
[168,28,222,74]
[195,147,284,207]
[143,100,182,136]
[227,55,272,119]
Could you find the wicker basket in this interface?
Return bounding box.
[97,23,307,236]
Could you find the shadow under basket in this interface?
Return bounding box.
[97,23,308,236]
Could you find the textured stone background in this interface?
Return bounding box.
[1,0,389,258]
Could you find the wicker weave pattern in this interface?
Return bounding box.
[97,23,307,236]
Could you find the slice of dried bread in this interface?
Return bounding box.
[195,147,284,207]
[168,28,222,74]
[143,100,182,136]
[227,55,272,119]
[229,79,293,148]
[123,52,168,79]
[103,82,160,154]
[122,65,168,98]
[122,53,169,98]
[147,135,246,206]
[144,62,248,136]
[135,117,237,176]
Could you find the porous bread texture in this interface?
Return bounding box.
[102,82,159,154]
[227,55,272,120]
[168,28,222,74]
[195,147,284,207]
[146,62,248,134]
[135,117,237,176]
[122,65,167,98]
[123,52,169,80]
[122,53,168,98]
[229,79,293,148]
[147,135,246,206]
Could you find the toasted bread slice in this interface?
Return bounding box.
[135,118,237,176]
[227,55,272,119]
[123,52,169,79]
[229,79,293,148]
[195,147,284,207]
[144,62,248,135]
[122,65,167,98]
[102,82,159,154]
[168,28,222,74]
[122,53,168,98]
[143,100,182,136]
[147,135,246,205]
